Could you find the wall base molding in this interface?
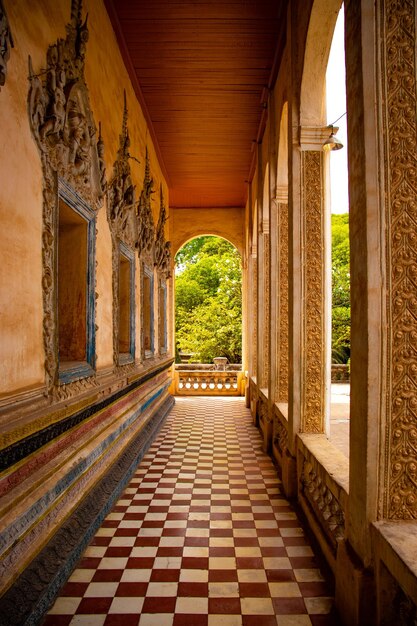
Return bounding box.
[0,395,174,626]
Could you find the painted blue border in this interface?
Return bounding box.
[57,179,96,384]
[0,384,168,555]
[119,242,136,364]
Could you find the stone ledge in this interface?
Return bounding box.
[373,521,417,604]
[297,433,349,494]
[275,402,288,421]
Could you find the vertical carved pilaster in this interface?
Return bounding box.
[382,0,417,519]
[251,250,258,374]
[277,202,289,402]
[263,232,270,387]
[302,150,325,432]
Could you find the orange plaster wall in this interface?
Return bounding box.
[0,1,62,396]
[0,0,169,390]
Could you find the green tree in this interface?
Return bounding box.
[175,236,242,363]
[331,214,350,363]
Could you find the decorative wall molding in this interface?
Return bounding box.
[302,150,325,432]
[382,0,417,519]
[27,0,105,396]
[299,125,332,151]
[277,202,289,402]
[0,394,174,626]
[275,184,288,204]
[0,0,13,90]
[0,359,174,473]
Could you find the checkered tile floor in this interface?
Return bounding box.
[44,397,337,626]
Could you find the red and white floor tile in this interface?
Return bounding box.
[44,397,337,626]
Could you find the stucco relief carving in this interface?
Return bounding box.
[382,0,417,519]
[155,187,172,280]
[27,0,105,395]
[107,93,138,369]
[108,92,137,250]
[0,0,13,90]
[258,395,270,426]
[277,202,289,402]
[137,148,155,263]
[302,150,325,432]
[301,457,345,552]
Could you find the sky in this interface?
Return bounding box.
[326,8,349,215]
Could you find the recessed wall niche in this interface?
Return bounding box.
[118,243,135,364]
[142,266,154,357]
[58,182,96,383]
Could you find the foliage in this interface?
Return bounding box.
[175,236,242,363]
[175,236,212,268]
[331,213,350,363]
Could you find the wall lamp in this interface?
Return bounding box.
[322,112,346,151]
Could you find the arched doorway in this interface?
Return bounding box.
[173,235,245,396]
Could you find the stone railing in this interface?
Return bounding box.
[331,363,350,382]
[297,433,349,574]
[174,365,244,396]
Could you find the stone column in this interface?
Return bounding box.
[334,1,417,623]
[378,0,417,524]
[258,228,270,391]
[248,235,258,417]
[294,127,331,436]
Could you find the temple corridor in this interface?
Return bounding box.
[44,397,336,626]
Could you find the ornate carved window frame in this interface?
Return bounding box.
[27,0,105,398]
[158,279,167,355]
[142,264,155,359]
[58,178,96,384]
[117,241,135,366]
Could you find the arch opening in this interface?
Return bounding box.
[174,235,243,368]
[326,5,351,452]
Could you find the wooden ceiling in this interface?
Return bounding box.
[105,0,287,208]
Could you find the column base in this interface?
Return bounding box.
[335,539,376,626]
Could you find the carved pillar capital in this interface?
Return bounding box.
[275,185,288,204]
[299,126,335,151]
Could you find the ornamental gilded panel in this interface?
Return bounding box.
[382,0,417,519]
[302,151,325,433]
[277,202,289,403]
